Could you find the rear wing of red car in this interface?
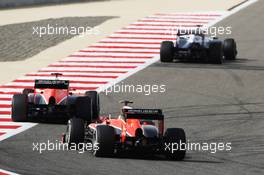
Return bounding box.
[124,109,164,120]
[35,80,69,89]
[124,108,165,136]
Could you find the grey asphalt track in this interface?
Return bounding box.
[1,1,264,175]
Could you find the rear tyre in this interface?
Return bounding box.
[22,89,34,95]
[11,94,28,122]
[160,41,174,62]
[65,118,85,146]
[209,42,223,64]
[93,125,115,157]
[223,38,237,60]
[85,91,100,121]
[164,128,186,161]
[75,96,92,122]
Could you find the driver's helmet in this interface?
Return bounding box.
[121,105,132,114]
[118,106,132,120]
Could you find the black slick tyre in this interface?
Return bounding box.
[93,125,115,157]
[75,96,92,122]
[164,128,186,161]
[160,41,174,62]
[85,91,100,121]
[11,94,28,122]
[209,42,223,64]
[223,38,237,60]
[65,118,85,146]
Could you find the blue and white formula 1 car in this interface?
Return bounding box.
[160,29,237,64]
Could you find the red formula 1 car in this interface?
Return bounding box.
[11,73,99,122]
[63,99,186,160]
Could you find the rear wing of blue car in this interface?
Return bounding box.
[124,109,164,120]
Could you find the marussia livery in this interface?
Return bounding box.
[160,28,237,64]
[11,73,96,122]
[63,98,187,160]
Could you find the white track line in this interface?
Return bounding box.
[0,115,11,119]
[0,129,15,133]
[207,0,258,27]
[0,89,22,93]
[0,94,13,98]
[0,169,20,175]
[0,101,11,105]
[0,123,37,142]
[0,122,21,126]
[0,110,10,113]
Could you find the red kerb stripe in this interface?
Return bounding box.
[0,118,12,122]
[0,125,21,129]
[69,55,153,59]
